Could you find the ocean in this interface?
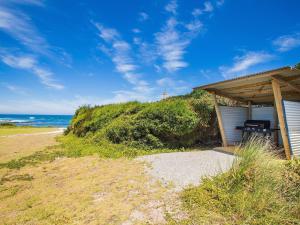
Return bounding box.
[0,114,73,128]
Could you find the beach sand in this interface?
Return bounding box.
[0,127,63,162]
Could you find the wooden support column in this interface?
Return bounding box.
[271,79,291,159]
[248,101,252,120]
[273,100,279,146]
[212,93,228,147]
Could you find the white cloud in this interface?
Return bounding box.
[0,3,72,67]
[155,12,202,72]
[185,19,203,32]
[132,28,141,33]
[2,0,45,6]
[155,18,188,72]
[138,12,149,22]
[94,22,152,97]
[0,6,49,55]
[165,0,177,14]
[273,33,300,52]
[192,8,202,17]
[216,0,225,7]
[220,51,274,78]
[203,1,214,12]
[1,53,64,89]
[151,0,204,73]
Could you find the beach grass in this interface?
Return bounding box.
[171,138,300,224]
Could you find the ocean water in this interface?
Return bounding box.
[0,114,73,128]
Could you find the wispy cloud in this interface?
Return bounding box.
[216,0,225,7]
[94,22,153,102]
[0,53,64,89]
[155,18,189,72]
[165,0,177,14]
[95,23,138,83]
[154,1,203,73]
[0,2,72,67]
[132,28,141,34]
[0,6,49,55]
[273,32,300,52]
[220,51,274,78]
[192,1,215,16]
[203,1,214,13]
[3,0,45,7]
[138,12,149,22]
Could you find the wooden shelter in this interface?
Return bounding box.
[194,66,300,159]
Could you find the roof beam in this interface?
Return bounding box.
[220,80,271,92]
[206,89,248,103]
[213,75,300,93]
[272,75,300,94]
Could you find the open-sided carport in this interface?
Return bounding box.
[194,66,300,159]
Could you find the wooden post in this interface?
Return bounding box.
[271,79,291,159]
[248,101,252,120]
[273,100,279,146]
[213,93,228,147]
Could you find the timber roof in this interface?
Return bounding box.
[194,66,300,104]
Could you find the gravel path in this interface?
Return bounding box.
[138,150,235,190]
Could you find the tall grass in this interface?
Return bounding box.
[176,138,300,225]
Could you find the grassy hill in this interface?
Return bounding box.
[65,90,221,152]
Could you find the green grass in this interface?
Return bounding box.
[0,127,57,136]
[172,138,300,225]
[0,134,193,169]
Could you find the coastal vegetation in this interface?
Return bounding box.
[1,90,299,224]
[64,89,220,153]
[173,139,300,224]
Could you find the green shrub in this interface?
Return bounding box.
[66,90,218,150]
[102,99,201,148]
[176,138,300,225]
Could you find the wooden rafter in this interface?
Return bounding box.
[272,75,300,94]
[206,89,248,103]
[251,85,265,98]
[220,80,271,92]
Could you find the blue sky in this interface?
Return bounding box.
[0,0,299,114]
